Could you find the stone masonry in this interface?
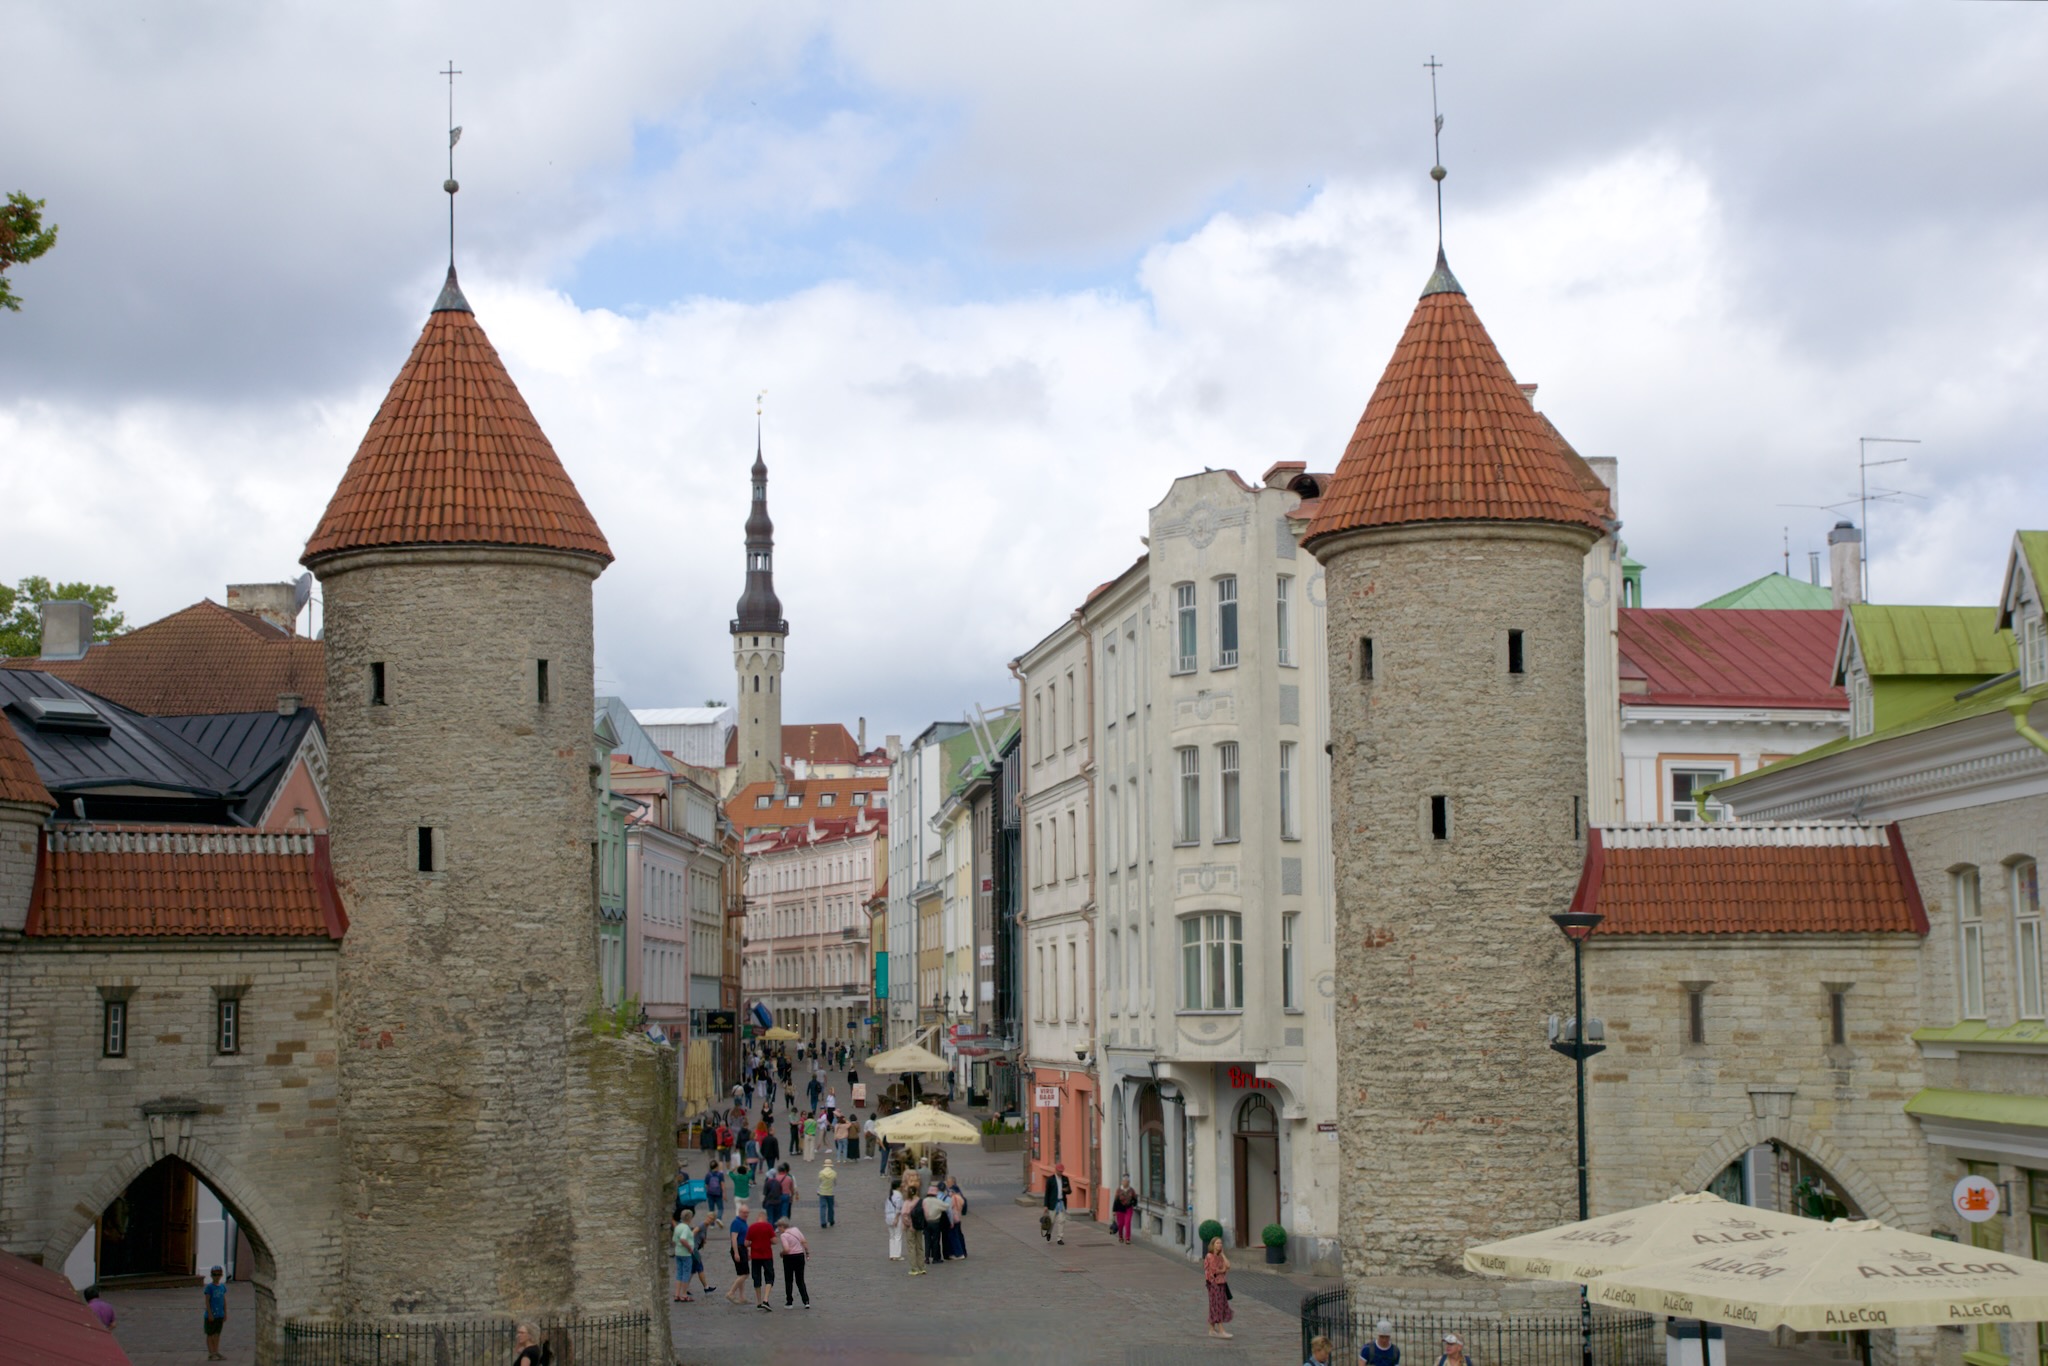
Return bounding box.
[1318,524,1596,1307]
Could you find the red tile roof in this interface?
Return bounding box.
[1618,608,1846,710]
[0,1248,133,1366]
[25,827,347,939]
[1569,823,1927,935]
[725,776,888,836]
[0,714,53,809]
[1304,258,1611,545]
[2,601,327,717]
[743,812,887,855]
[721,722,862,770]
[303,281,611,564]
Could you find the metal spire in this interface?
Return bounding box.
[1426,55,1446,251]
[442,61,463,268]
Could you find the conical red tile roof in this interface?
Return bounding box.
[1304,254,1610,546]
[303,271,611,565]
[0,714,54,809]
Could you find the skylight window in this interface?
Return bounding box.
[22,696,110,735]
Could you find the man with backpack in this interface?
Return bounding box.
[704,1162,726,1222]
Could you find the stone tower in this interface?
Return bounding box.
[1303,251,1613,1309]
[304,267,671,1353]
[731,435,787,788]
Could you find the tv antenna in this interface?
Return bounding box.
[1858,437,1920,602]
[1425,56,1447,250]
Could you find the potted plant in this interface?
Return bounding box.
[1261,1223,1288,1265]
[1197,1218,1224,1250]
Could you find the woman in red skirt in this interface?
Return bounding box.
[1203,1235,1234,1339]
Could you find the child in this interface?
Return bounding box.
[201,1265,229,1360]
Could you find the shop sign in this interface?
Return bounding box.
[1035,1085,1062,1108]
[978,945,995,966]
[1953,1174,2001,1223]
[1225,1066,1274,1090]
[703,1009,736,1034]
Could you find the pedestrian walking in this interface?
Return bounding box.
[1433,1334,1468,1366]
[1360,1318,1401,1366]
[724,1203,753,1306]
[884,1181,906,1261]
[705,1162,726,1222]
[759,1127,780,1172]
[863,1114,879,1160]
[1042,1163,1071,1244]
[944,1181,968,1260]
[902,1177,927,1276]
[918,1182,948,1268]
[817,1159,838,1227]
[512,1322,554,1365]
[777,1217,812,1308]
[1112,1177,1138,1243]
[789,1112,802,1154]
[201,1265,229,1360]
[807,1074,823,1111]
[1307,1334,1336,1365]
[803,1112,819,1161]
[671,1213,696,1302]
[746,1209,779,1310]
[1202,1236,1234,1339]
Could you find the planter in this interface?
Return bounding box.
[982,1131,1027,1152]
[1264,1244,1286,1265]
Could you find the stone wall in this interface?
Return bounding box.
[318,546,670,1347]
[1585,933,1928,1221]
[1318,523,1595,1303]
[0,804,40,933]
[0,941,344,1363]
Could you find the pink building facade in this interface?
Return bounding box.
[742,812,886,1044]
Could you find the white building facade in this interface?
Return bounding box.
[884,722,967,1046]
[742,812,885,1043]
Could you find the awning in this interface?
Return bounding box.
[1905,1087,2048,1163]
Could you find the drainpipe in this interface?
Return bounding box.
[1074,606,1100,1218]
[2010,696,2048,757]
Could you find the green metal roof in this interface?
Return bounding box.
[1846,604,2011,677]
[2002,531,2048,627]
[1697,572,1835,611]
[1904,1086,2048,1130]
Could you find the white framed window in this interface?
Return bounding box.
[1667,763,1733,822]
[1282,912,1300,1011]
[1108,927,1122,1014]
[1124,624,1139,715]
[103,999,127,1058]
[1216,742,1241,841]
[1105,643,1119,725]
[1956,867,1985,1020]
[1215,576,1239,668]
[1033,690,1044,760]
[1175,747,1200,845]
[2013,858,2042,1020]
[1034,945,1046,1021]
[1046,681,1059,757]
[1849,668,1875,738]
[1179,911,1243,1011]
[1106,785,1120,869]
[1067,941,1079,1022]
[1067,810,1080,877]
[1066,670,1077,748]
[2020,615,2047,690]
[1173,584,1198,674]
[1278,742,1299,840]
[1276,575,1294,667]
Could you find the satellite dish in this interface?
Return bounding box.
[291,572,313,614]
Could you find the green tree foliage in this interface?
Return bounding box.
[0,577,126,657]
[0,193,60,313]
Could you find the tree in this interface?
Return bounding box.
[0,577,126,657]
[0,192,59,313]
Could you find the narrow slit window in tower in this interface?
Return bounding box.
[417,826,437,873]
[537,659,550,704]
[370,661,387,705]
[1829,989,1848,1047]
[1573,795,1582,841]
[1429,795,1449,841]
[1507,630,1525,674]
[1687,988,1708,1045]
[1360,637,1375,683]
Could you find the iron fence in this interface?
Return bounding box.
[1301,1289,1660,1366]
[283,1311,651,1366]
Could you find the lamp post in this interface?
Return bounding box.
[1550,910,1605,1366]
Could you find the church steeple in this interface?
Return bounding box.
[732,428,787,790]
[732,433,786,634]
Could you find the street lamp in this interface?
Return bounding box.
[1550,909,1605,1366]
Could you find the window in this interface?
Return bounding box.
[217,997,240,1055]
[536,658,550,704]
[1430,795,1450,841]
[1215,577,1239,667]
[1067,942,1079,1022]
[1828,988,1847,1047]
[853,792,867,807]
[1507,629,1525,675]
[786,794,801,808]
[1066,670,1076,746]
[1668,766,1731,822]
[1175,747,1200,844]
[369,661,387,705]
[820,793,836,807]
[755,793,770,809]
[417,826,437,873]
[1035,945,1047,1021]
[1032,691,1044,757]
[1216,742,1240,841]
[2014,858,2043,1020]
[1106,785,1120,869]
[1278,742,1299,841]
[1849,669,1874,738]
[1276,576,1294,667]
[1360,637,1375,683]
[2022,615,2048,690]
[1173,584,1197,673]
[1180,912,1244,1010]
[103,999,127,1058]
[1105,644,1119,720]
[1686,986,1708,1045]
[1956,868,1985,1019]
[1139,1087,1166,1202]
[1124,624,1139,715]
[1282,912,1300,1010]
[1067,811,1079,877]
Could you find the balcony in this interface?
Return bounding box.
[840,927,866,940]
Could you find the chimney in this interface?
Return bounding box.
[226,582,299,633]
[1808,550,1822,586]
[886,734,901,761]
[38,601,92,661]
[858,717,867,752]
[1828,522,1863,610]
[277,693,303,717]
[1585,456,1619,517]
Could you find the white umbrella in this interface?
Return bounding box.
[1464,1191,1816,1282]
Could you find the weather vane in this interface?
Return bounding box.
[1425,55,1446,251]
[442,60,463,268]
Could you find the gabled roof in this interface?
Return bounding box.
[1304,252,1610,545]
[1,600,326,717]
[302,271,611,565]
[720,722,862,770]
[725,775,888,835]
[1998,531,2048,629]
[1697,572,1836,611]
[0,711,53,809]
[1838,604,2011,681]
[25,826,347,939]
[1618,608,1844,710]
[1570,822,1927,936]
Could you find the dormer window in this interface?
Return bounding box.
[1848,668,1874,738]
[2021,612,2047,690]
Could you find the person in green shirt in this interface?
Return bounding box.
[816,1160,838,1227]
[671,1214,695,1302]
[731,1164,753,1201]
[803,1114,820,1161]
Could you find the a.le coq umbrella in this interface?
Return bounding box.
[1464,1191,1817,1282]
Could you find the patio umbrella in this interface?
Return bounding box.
[872,1103,981,1145]
[681,1040,715,1113]
[866,1040,951,1074]
[1464,1191,1817,1282]
[761,1026,800,1041]
[1582,1219,2048,1333]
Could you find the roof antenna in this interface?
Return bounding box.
[1782,527,1790,577]
[1425,55,1447,252]
[442,60,463,271]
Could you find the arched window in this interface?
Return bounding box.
[1138,1084,1166,1203]
[753,675,760,693]
[1235,1092,1276,1134]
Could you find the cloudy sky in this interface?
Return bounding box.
[4,3,2044,742]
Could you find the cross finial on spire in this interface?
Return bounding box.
[1425,55,1447,252]
[442,60,463,270]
